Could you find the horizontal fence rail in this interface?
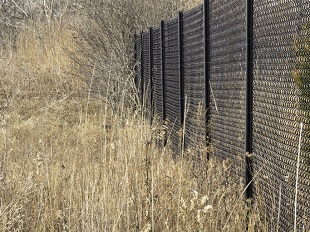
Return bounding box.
[134,0,310,231]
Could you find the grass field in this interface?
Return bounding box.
[0,18,266,231]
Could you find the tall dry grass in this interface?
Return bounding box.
[0,16,268,232]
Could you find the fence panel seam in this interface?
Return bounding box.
[178,11,185,126]
[246,0,254,199]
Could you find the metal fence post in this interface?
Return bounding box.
[149,27,154,124]
[246,0,254,199]
[161,21,166,122]
[134,33,138,94]
[204,0,211,150]
[178,11,184,126]
[161,20,168,147]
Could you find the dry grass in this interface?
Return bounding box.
[0,19,266,231]
[181,0,204,10]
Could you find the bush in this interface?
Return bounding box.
[69,0,185,113]
[0,1,80,54]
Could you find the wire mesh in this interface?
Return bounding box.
[134,1,310,230]
[253,1,310,230]
[134,35,142,103]
[152,27,163,120]
[142,32,151,118]
[183,4,205,151]
[164,17,181,154]
[209,0,247,178]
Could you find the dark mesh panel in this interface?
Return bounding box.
[135,36,142,102]
[152,28,162,119]
[134,2,310,230]
[164,17,181,154]
[253,1,310,230]
[142,32,151,117]
[209,0,247,177]
[183,5,205,151]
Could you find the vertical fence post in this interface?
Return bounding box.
[246,0,254,199]
[140,32,144,106]
[149,27,154,124]
[178,11,185,154]
[161,20,168,147]
[203,0,211,149]
[134,33,140,105]
[134,33,138,95]
[161,21,166,122]
[178,11,184,126]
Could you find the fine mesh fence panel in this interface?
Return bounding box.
[134,2,310,229]
[209,0,247,177]
[142,32,151,118]
[164,17,181,154]
[298,3,310,230]
[152,27,163,119]
[135,35,142,103]
[253,1,310,230]
[183,4,205,151]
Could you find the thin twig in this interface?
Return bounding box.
[209,81,219,115]
[294,122,303,232]
[223,164,265,230]
[11,0,28,17]
[151,166,154,232]
[276,183,282,232]
[0,19,26,28]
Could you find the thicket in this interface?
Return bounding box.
[0,1,80,51]
[69,0,189,113]
[0,0,191,112]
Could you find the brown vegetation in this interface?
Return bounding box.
[0,1,267,231]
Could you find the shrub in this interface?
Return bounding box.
[69,0,185,112]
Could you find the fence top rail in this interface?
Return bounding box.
[152,26,160,32]
[183,3,203,18]
[164,15,179,28]
[138,3,206,36]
